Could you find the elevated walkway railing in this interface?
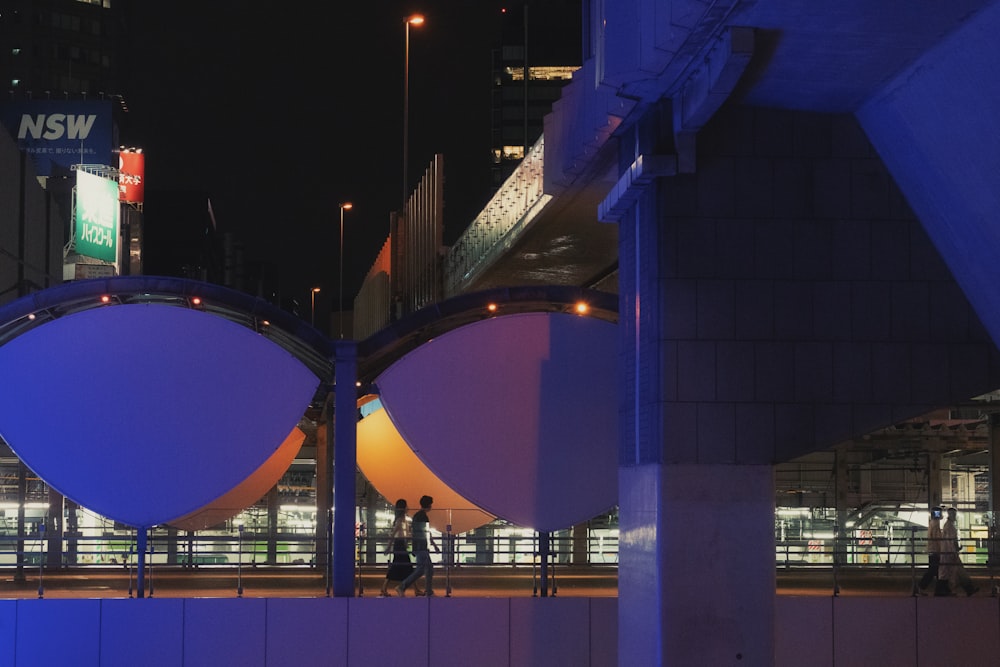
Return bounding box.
[443,137,549,297]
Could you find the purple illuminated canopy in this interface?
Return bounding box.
[0,304,319,528]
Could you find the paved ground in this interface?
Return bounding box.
[0,564,618,600]
[776,566,1000,597]
[3,565,998,600]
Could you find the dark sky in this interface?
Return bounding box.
[120,1,580,314]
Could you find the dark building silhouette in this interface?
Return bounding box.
[491,2,581,187]
[141,190,221,283]
[0,0,130,99]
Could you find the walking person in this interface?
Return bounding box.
[919,507,943,594]
[938,507,980,596]
[380,499,415,597]
[397,495,440,597]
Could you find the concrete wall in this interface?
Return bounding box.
[857,0,1000,353]
[0,597,618,667]
[776,596,1000,667]
[649,105,1000,465]
[2,596,997,666]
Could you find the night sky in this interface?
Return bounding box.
[120,1,581,316]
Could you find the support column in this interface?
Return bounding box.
[136,527,147,598]
[363,486,378,564]
[46,488,62,568]
[835,448,849,569]
[166,526,177,565]
[332,340,358,596]
[316,398,331,577]
[989,416,1000,565]
[266,485,278,565]
[571,521,588,565]
[606,116,782,662]
[928,450,943,510]
[538,531,550,597]
[15,461,26,582]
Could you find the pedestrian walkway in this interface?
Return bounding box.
[0,565,618,600]
[6,565,994,600]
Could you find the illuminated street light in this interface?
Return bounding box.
[339,202,353,339]
[403,14,425,206]
[310,287,321,327]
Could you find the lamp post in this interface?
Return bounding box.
[310,287,321,327]
[403,14,424,206]
[338,202,353,339]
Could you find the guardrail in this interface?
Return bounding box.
[0,528,617,569]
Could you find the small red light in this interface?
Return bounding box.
[100,295,110,304]
[575,302,589,315]
[487,303,498,312]
[191,297,202,306]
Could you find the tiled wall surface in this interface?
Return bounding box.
[648,107,1000,466]
[0,596,618,667]
[3,595,997,666]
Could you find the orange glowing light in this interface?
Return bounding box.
[191,297,202,306]
[340,202,353,210]
[487,303,498,312]
[408,14,425,26]
[100,295,111,304]
[575,302,589,315]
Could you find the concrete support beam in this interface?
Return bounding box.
[598,153,676,223]
[333,340,358,597]
[991,415,1000,566]
[672,26,754,172]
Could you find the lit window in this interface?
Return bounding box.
[502,145,525,160]
[530,66,579,81]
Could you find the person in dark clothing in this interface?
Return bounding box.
[397,495,439,597]
[380,499,415,597]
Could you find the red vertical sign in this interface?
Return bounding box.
[119,151,145,203]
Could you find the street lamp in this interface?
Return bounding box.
[310,287,321,327]
[403,14,425,206]
[338,202,353,339]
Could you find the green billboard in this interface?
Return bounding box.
[75,169,119,263]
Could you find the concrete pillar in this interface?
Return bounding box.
[835,449,848,568]
[608,140,777,663]
[266,485,278,565]
[46,488,62,567]
[571,521,588,565]
[15,461,26,582]
[332,340,358,596]
[165,526,177,565]
[928,450,943,510]
[316,399,332,578]
[989,416,1000,565]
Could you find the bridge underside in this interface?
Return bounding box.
[541,1,1000,664]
